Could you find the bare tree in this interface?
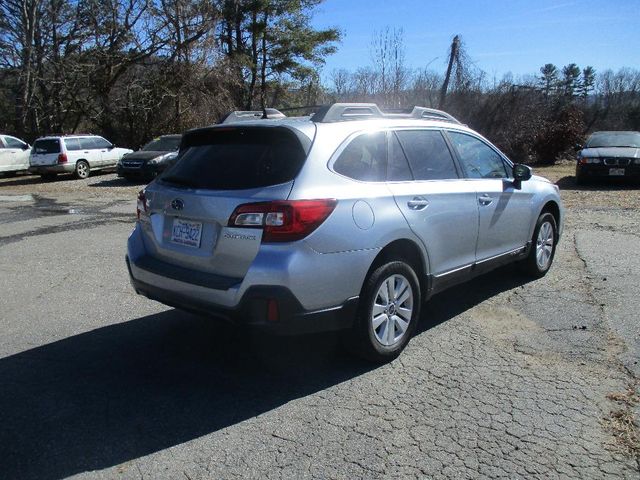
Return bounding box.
[370,26,409,106]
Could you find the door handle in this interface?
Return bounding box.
[478,194,493,206]
[407,197,429,210]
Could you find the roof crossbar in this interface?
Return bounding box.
[310,103,461,124]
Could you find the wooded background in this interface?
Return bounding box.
[1,1,639,163]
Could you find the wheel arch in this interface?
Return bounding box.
[365,239,428,292]
[540,200,561,238]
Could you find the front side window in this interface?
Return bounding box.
[333,131,387,182]
[5,136,25,149]
[448,132,508,179]
[395,130,458,180]
[93,137,112,149]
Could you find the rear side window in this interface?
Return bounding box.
[448,132,507,179]
[64,138,82,151]
[395,130,458,180]
[333,131,387,182]
[33,139,60,154]
[388,133,412,181]
[162,127,307,190]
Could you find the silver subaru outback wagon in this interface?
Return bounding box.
[126,103,563,362]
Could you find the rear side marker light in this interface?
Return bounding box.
[228,199,337,242]
[58,153,68,164]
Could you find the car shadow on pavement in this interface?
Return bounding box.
[556,175,639,191]
[0,310,371,479]
[0,265,531,480]
[417,264,533,335]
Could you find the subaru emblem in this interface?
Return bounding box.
[171,198,184,211]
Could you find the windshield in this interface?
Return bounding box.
[586,132,640,148]
[142,136,181,151]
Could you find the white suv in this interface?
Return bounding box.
[29,135,132,179]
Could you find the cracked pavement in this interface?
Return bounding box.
[0,173,638,479]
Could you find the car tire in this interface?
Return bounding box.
[520,212,557,278]
[347,261,421,363]
[74,160,90,179]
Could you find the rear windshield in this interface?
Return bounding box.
[161,127,307,190]
[33,139,60,154]
[586,132,640,148]
[142,136,181,151]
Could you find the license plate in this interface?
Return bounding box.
[609,168,625,176]
[171,218,202,248]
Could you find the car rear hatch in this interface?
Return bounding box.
[30,139,61,166]
[137,125,313,284]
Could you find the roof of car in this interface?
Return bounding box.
[34,134,102,140]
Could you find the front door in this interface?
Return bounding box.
[446,131,533,262]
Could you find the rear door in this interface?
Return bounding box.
[386,129,479,279]
[446,131,533,262]
[139,126,309,280]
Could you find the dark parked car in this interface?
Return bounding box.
[576,131,640,184]
[117,134,181,181]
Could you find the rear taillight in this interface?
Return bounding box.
[136,190,149,220]
[57,153,68,164]
[228,199,337,242]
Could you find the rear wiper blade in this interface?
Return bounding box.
[161,176,198,188]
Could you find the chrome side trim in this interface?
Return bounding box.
[475,246,527,266]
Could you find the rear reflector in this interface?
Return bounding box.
[267,299,279,322]
[228,199,337,242]
[136,190,148,220]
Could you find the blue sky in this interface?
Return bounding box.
[312,0,640,80]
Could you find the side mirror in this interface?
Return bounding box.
[22,143,30,150]
[109,144,115,150]
[575,143,583,151]
[512,163,532,189]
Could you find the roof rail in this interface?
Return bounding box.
[311,103,383,122]
[219,108,286,124]
[408,107,461,124]
[310,103,461,124]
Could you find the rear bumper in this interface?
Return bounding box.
[126,254,357,335]
[29,164,75,174]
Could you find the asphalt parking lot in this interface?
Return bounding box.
[0,170,638,479]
